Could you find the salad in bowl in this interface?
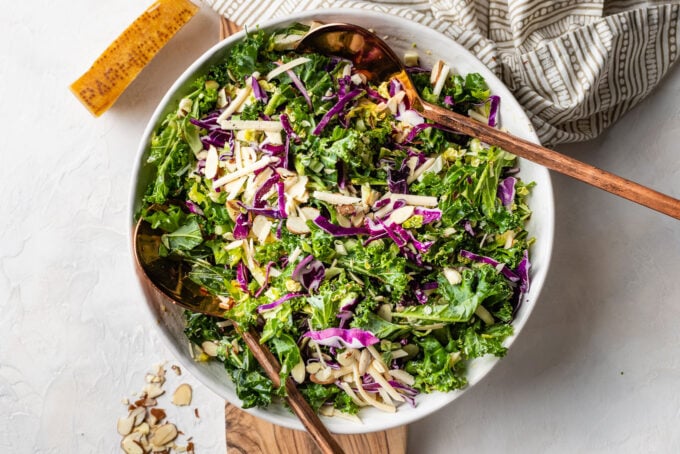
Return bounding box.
[131,10,553,433]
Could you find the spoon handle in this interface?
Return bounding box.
[420,100,680,220]
[239,328,345,454]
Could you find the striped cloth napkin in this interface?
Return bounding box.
[202,0,680,146]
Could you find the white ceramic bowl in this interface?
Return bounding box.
[129,8,554,434]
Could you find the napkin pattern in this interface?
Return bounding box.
[203,0,680,145]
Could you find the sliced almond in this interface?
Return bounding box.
[149,423,178,448]
[252,215,273,244]
[204,145,219,179]
[299,206,320,221]
[286,216,310,234]
[143,383,165,399]
[133,422,150,436]
[287,175,309,202]
[306,362,323,375]
[117,415,135,436]
[148,408,166,426]
[121,434,144,454]
[201,341,219,357]
[291,359,306,384]
[172,384,193,407]
[331,365,354,378]
[130,406,146,427]
[390,349,409,360]
[388,205,415,224]
[311,367,335,385]
[443,268,462,285]
[336,349,358,367]
[358,348,372,376]
[377,304,392,322]
[371,359,387,374]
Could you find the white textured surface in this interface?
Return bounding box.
[1,1,679,453]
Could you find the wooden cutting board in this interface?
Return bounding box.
[218,16,407,454]
[225,402,407,454]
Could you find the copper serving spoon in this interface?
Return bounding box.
[296,23,680,220]
[132,219,344,454]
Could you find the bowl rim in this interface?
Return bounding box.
[128,7,555,433]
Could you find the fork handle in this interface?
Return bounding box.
[420,101,680,220]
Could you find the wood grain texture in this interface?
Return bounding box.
[418,94,680,220]
[226,402,408,454]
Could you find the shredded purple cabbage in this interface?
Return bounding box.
[497,177,517,210]
[313,215,370,237]
[233,212,250,240]
[488,95,500,127]
[236,261,249,292]
[185,200,204,216]
[249,75,268,102]
[254,174,280,209]
[459,250,520,283]
[413,207,442,224]
[312,89,364,135]
[387,167,409,194]
[292,255,325,293]
[257,292,304,313]
[285,68,312,110]
[516,249,531,293]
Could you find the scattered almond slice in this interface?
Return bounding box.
[150,423,179,448]
[172,384,193,406]
[117,415,135,436]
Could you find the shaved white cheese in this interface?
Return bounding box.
[218,119,284,133]
[217,86,252,123]
[265,57,311,81]
[265,130,283,145]
[404,50,419,67]
[430,59,446,85]
[385,91,406,115]
[397,109,425,127]
[212,156,273,189]
[407,157,435,184]
[313,191,362,205]
[224,175,247,201]
[432,63,450,97]
[378,192,439,207]
[351,73,366,85]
